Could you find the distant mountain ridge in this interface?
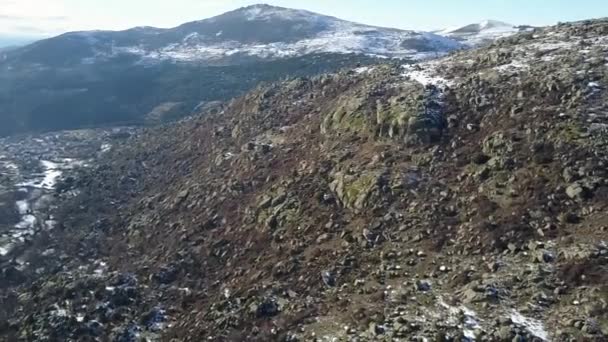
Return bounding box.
[435,19,528,46]
[5,4,462,68]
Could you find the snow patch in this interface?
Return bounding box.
[16,160,61,190]
[240,5,329,23]
[17,159,83,190]
[16,200,29,215]
[510,310,549,341]
[183,32,200,42]
[401,64,453,87]
[4,162,18,170]
[15,214,36,230]
[353,66,373,74]
[437,20,519,46]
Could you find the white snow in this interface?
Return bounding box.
[16,200,29,215]
[4,162,18,170]
[244,6,264,20]
[114,46,148,56]
[242,4,330,23]
[183,32,200,42]
[510,310,549,341]
[53,308,68,317]
[438,20,514,35]
[438,299,482,339]
[401,64,453,87]
[437,20,520,46]
[144,25,458,62]
[353,66,373,74]
[16,160,61,190]
[94,261,109,276]
[15,214,37,230]
[91,8,462,64]
[16,159,83,190]
[40,161,61,189]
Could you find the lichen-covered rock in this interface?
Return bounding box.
[329,171,380,210]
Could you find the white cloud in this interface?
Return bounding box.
[0,0,70,36]
[0,0,253,36]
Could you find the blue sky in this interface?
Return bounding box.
[0,0,606,41]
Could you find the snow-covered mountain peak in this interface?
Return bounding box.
[228,4,329,23]
[436,19,521,46]
[478,19,514,30]
[8,4,465,66]
[440,19,515,35]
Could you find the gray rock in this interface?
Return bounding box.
[321,270,336,287]
[416,280,431,292]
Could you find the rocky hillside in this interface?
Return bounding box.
[2,18,608,341]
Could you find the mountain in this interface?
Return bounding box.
[7,4,461,67]
[3,18,608,341]
[0,4,464,137]
[0,35,38,49]
[436,19,525,46]
[0,45,22,53]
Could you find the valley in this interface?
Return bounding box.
[0,128,134,265]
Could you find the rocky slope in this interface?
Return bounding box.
[2,18,608,341]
